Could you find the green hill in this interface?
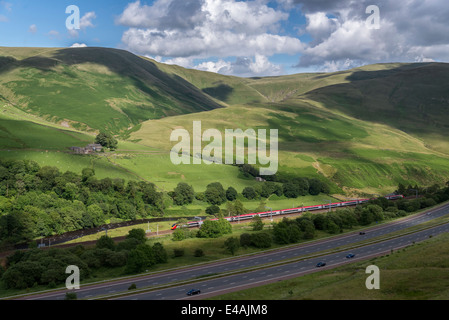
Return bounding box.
[1,46,449,196]
[0,47,224,136]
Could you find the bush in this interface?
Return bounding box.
[205,205,220,216]
[194,248,204,257]
[197,219,232,238]
[250,232,272,248]
[2,260,44,289]
[65,292,78,300]
[240,233,252,247]
[273,218,302,244]
[96,235,116,251]
[173,248,185,257]
[126,229,147,244]
[172,228,187,241]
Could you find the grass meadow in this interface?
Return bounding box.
[210,232,449,300]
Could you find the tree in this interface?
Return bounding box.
[96,235,115,251]
[81,168,95,183]
[250,232,272,248]
[152,242,168,264]
[197,218,232,238]
[242,186,257,200]
[295,178,309,196]
[95,132,118,151]
[273,218,302,244]
[283,182,300,198]
[226,187,238,201]
[251,215,264,231]
[308,179,324,196]
[240,233,252,247]
[172,182,194,206]
[126,228,147,244]
[125,247,151,274]
[205,205,220,216]
[296,217,316,239]
[224,237,240,255]
[205,182,226,205]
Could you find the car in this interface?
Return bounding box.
[359,232,366,235]
[346,253,355,259]
[187,289,201,296]
[316,262,326,267]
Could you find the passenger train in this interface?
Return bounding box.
[184,194,404,228]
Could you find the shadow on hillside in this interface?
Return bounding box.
[0,47,225,114]
[202,84,234,102]
[303,62,449,138]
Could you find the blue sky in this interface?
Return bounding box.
[1,0,448,76]
[0,1,128,48]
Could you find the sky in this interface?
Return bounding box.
[1,0,448,77]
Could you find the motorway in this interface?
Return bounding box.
[10,202,449,300]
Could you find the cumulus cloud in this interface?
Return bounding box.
[117,0,302,76]
[70,43,88,48]
[80,11,97,29]
[69,11,97,38]
[294,0,449,70]
[195,54,283,76]
[116,0,449,75]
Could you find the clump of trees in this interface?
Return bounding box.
[0,159,165,247]
[0,229,167,290]
[237,164,330,197]
[95,132,118,151]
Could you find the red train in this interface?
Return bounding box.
[186,194,404,228]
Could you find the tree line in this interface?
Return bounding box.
[0,228,168,290]
[0,159,164,247]
[187,182,449,255]
[0,159,327,248]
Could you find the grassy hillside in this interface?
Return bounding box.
[0,47,224,136]
[1,46,448,196]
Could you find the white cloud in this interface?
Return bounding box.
[28,24,37,34]
[295,0,449,70]
[70,43,88,48]
[195,54,283,77]
[80,11,96,29]
[117,0,302,75]
[69,11,97,38]
[117,0,449,74]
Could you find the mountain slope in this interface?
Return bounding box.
[0,47,225,136]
